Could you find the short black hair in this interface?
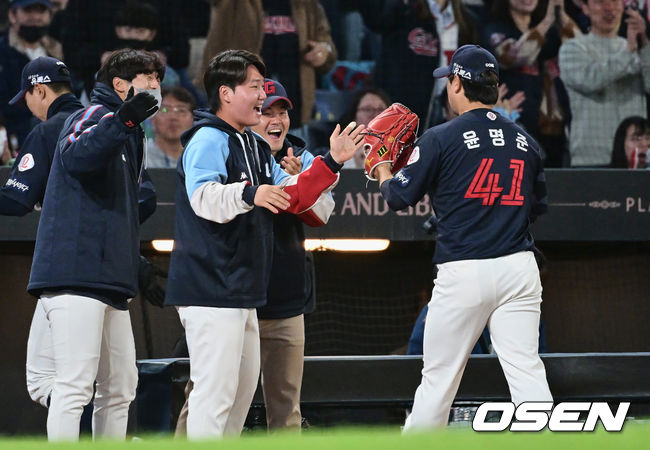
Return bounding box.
[454,71,499,105]
[203,49,266,113]
[96,48,165,86]
[115,2,160,31]
[162,86,197,110]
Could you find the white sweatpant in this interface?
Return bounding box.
[26,299,56,407]
[40,293,138,441]
[178,306,260,440]
[404,251,553,431]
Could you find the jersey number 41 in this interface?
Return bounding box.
[465,158,525,206]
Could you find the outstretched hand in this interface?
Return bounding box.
[254,184,291,214]
[329,121,366,165]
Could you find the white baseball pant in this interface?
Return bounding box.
[404,251,553,430]
[40,293,138,441]
[26,299,55,407]
[178,306,260,440]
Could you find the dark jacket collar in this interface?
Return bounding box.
[90,82,124,111]
[274,133,307,162]
[46,93,84,120]
[182,109,268,149]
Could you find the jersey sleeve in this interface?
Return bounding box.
[381,129,441,210]
[59,105,136,177]
[272,154,339,227]
[0,126,52,211]
[183,127,253,223]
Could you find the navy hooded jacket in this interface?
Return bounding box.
[28,83,147,309]
[165,111,339,309]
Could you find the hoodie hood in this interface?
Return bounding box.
[90,83,125,112]
[181,108,271,153]
[181,109,242,147]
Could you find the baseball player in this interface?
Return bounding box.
[1,56,162,413]
[0,56,84,407]
[174,78,317,434]
[26,48,163,441]
[372,45,553,429]
[164,49,364,439]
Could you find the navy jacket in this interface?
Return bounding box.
[165,111,338,308]
[258,134,311,320]
[28,83,146,309]
[165,112,278,308]
[0,93,83,215]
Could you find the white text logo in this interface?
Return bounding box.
[472,402,629,432]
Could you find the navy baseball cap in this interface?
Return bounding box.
[9,56,71,105]
[9,0,52,9]
[262,78,293,111]
[433,45,499,85]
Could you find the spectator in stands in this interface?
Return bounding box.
[360,0,477,124]
[340,86,391,169]
[199,0,337,128]
[62,0,190,97]
[0,0,62,149]
[559,0,650,167]
[482,0,580,167]
[147,86,195,168]
[611,116,649,168]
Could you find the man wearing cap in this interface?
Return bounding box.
[372,45,553,429]
[1,56,80,216]
[0,55,82,411]
[0,0,62,148]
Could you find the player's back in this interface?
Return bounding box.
[421,108,546,263]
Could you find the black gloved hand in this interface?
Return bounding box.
[117,87,158,129]
[138,255,168,307]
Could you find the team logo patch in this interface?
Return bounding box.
[487,111,497,121]
[18,153,34,172]
[394,170,410,186]
[28,74,51,85]
[407,146,420,165]
[377,145,388,157]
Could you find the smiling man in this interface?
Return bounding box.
[27,48,163,441]
[164,50,365,439]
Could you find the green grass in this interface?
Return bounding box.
[1,423,648,450]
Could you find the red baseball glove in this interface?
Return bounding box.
[362,103,419,181]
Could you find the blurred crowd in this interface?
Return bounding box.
[1,0,649,170]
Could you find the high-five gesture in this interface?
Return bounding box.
[254,184,291,214]
[329,121,366,165]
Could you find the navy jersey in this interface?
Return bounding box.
[0,93,83,215]
[381,108,547,264]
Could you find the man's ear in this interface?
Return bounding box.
[451,76,463,95]
[113,77,130,97]
[36,84,48,100]
[220,85,233,105]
